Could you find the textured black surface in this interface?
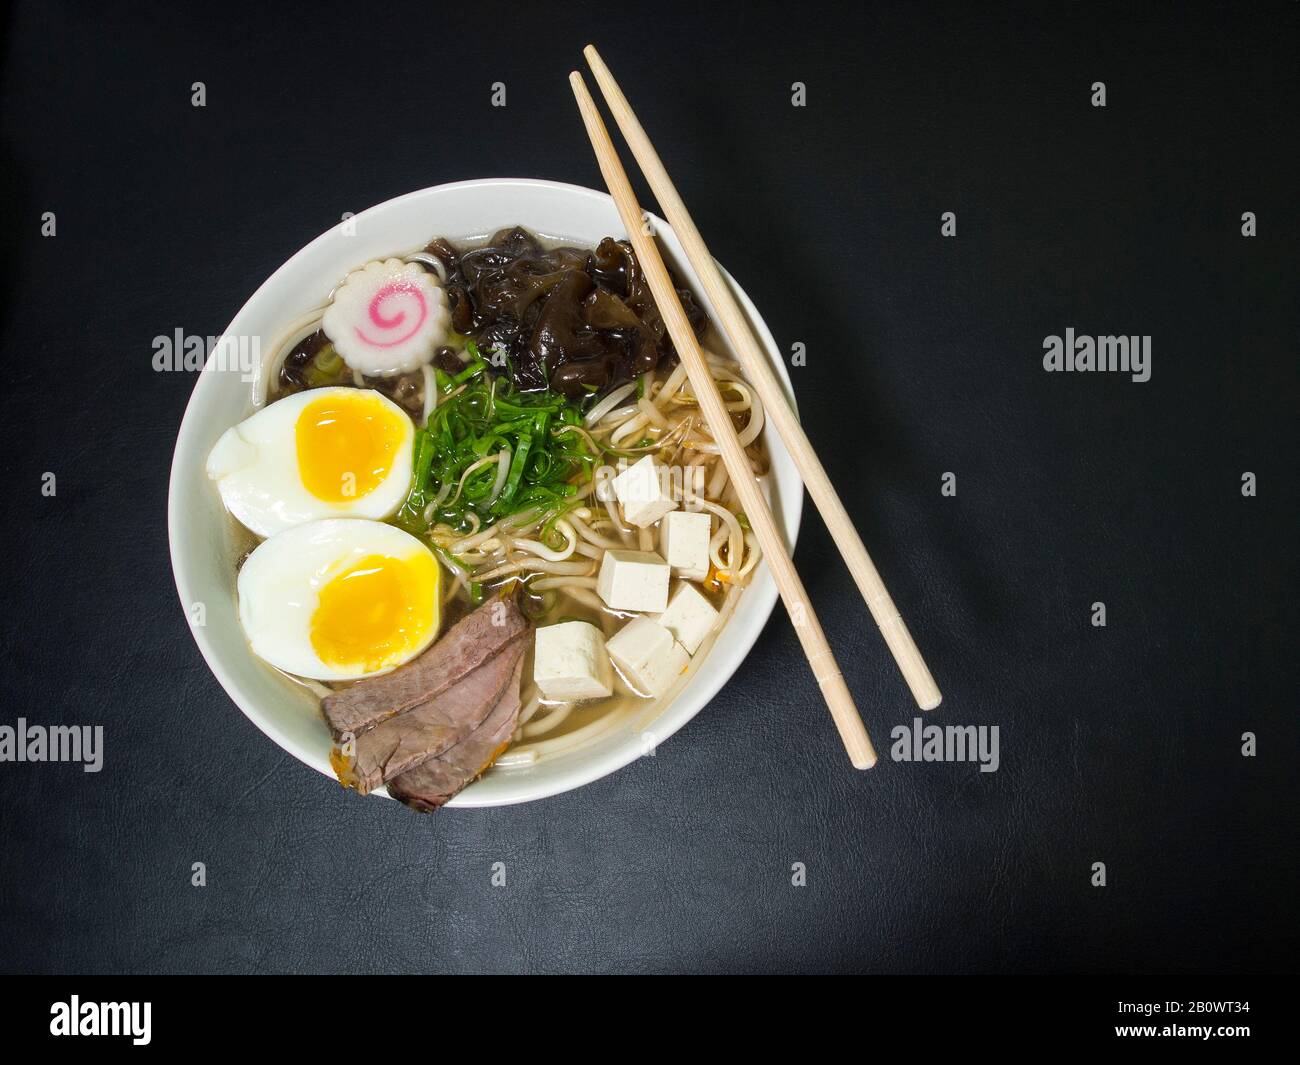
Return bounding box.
[1,2,1296,974]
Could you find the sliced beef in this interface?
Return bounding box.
[388,651,525,812]
[322,598,528,741]
[339,634,527,795]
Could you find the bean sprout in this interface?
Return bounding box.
[485,450,511,507]
[637,396,671,430]
[583,381,638,426]
[611,412,649,447]
[513,519,579,562]
[597,403,640,426]
[442,452,506,511]
[420,364,437,426]
[566,508,625,550]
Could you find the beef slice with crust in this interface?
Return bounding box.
[339,634,527,795]
[322,597,528,741]
[388,651,525,812]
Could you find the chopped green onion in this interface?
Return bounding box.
[451,358,486,385]
[500,432,532,505]
[394,370,601,534]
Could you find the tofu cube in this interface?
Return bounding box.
[607,616,690,698]
[612,456,677,528]
[596,549,670,613]
[532,621,613,702]
[659,510,712,580]
[655,581,720,655]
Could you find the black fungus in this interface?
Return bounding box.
[433,346,464,374]
[278,329,332,392]
[275,228,711,405]
[439,226,709,396]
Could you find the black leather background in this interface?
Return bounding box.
[1,2,1296,974]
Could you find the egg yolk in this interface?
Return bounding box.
[310,551,440,674]
[295,392,407,503]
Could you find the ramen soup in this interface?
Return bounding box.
[207,226,767,810]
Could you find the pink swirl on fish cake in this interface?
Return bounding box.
[354,281,428,349]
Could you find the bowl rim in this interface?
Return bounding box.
[167,176,801,807]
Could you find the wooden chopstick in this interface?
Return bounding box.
[570,71,877,770]
[583,44,942,712]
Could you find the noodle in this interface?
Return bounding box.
[404,250,448,283]
[253,304,327,407]
[528,576,599,593]
[698,498,747,577]
[474,557,594,581]
[522,702,574,737]
[516,688,544,727]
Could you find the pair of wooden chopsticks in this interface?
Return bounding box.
[571,46,941,769]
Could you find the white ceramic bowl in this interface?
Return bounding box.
[168,178,801,807]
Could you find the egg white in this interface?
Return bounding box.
[237,519,439,682]
[207,387,414,538]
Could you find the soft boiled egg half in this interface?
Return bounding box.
[237,519,441,681]
[207,387,414,538]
